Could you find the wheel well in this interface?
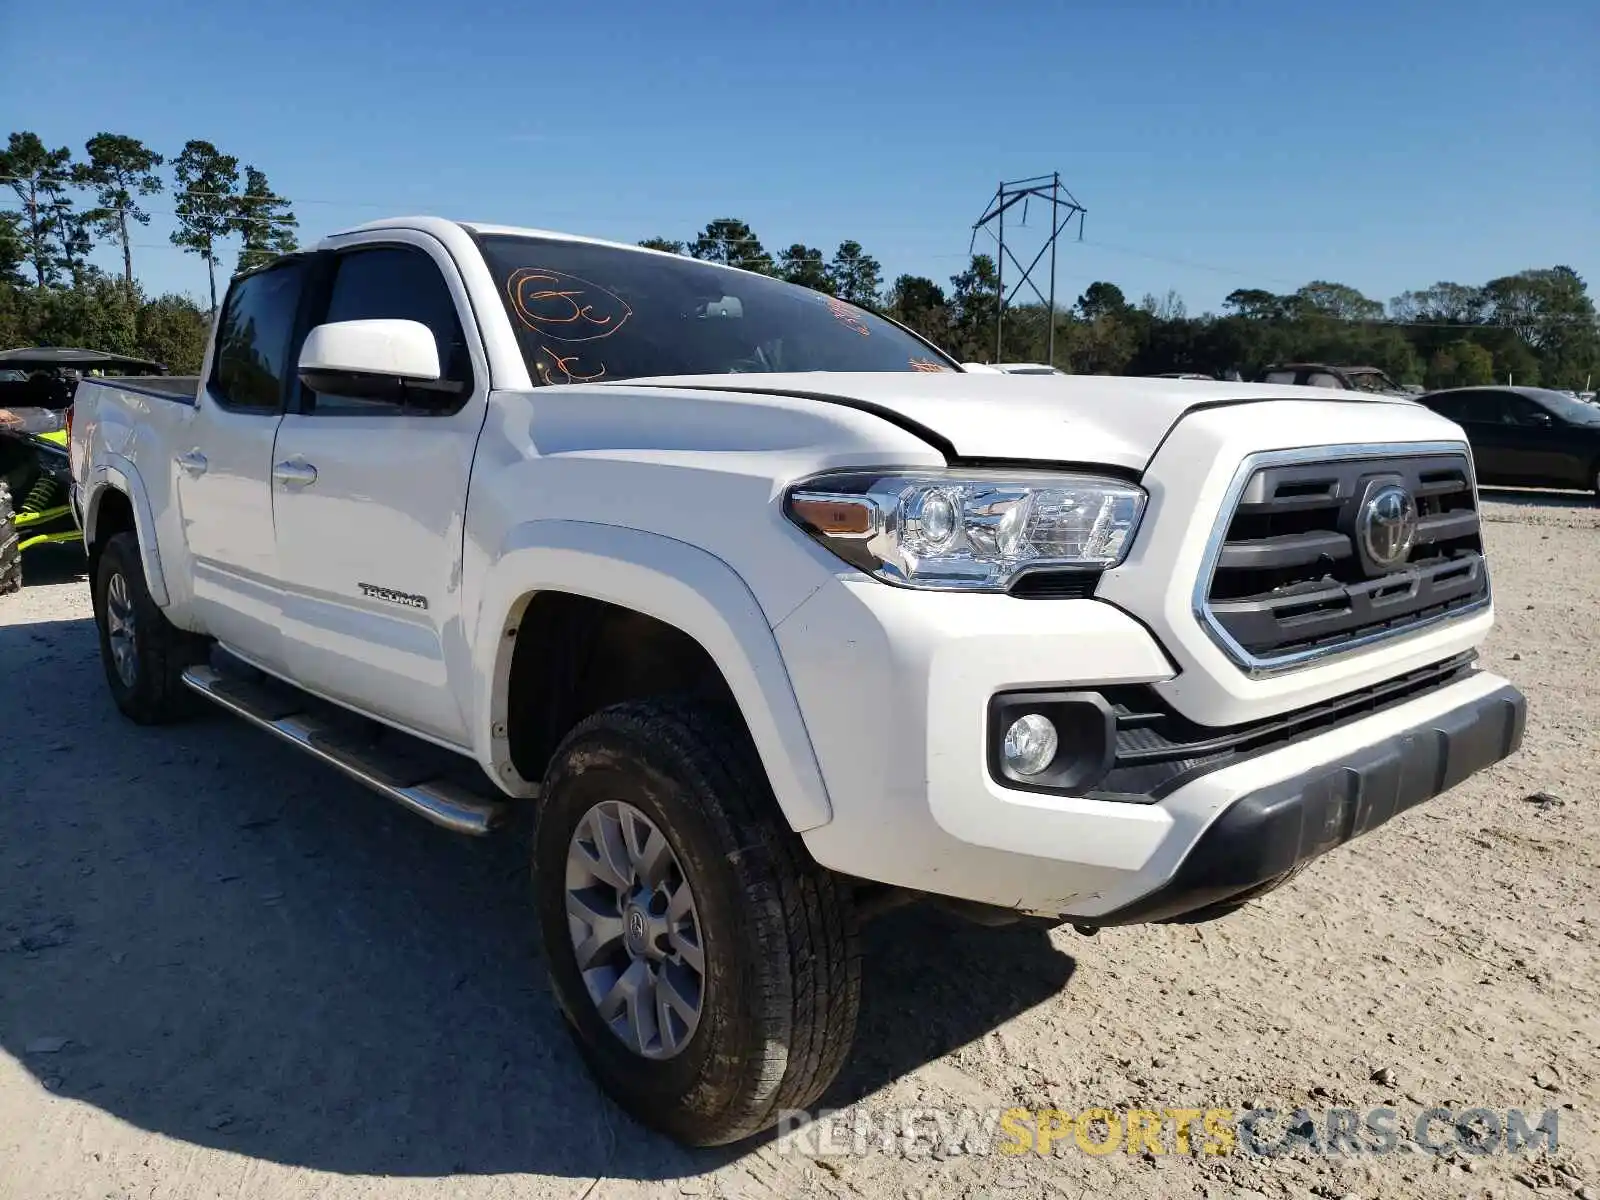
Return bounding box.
[88,487,136,576]
[505,593,739,783]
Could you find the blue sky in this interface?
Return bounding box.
[3,0,1595,313]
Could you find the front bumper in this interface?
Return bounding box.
[776,578,1523,922]
[1091,679,1525,923]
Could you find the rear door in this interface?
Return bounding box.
[177,258,309,671]
[269,234,488,747]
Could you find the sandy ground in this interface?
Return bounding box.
[1,491,1596,1200]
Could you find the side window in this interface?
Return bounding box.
[303,245,474,415]
[210,260,307,412]
[1306,371,1342,389]
[1504,396,1551,427]
[1263,370,1298,385]
[1448,393,1495,423]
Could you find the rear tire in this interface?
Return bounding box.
[534,699,860,1146]
[0,481,20,595]
[91,531,209,724]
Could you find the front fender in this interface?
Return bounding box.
[84,458,170,608]
[470,519,832,833]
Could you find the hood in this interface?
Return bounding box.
[620,372,1415,471]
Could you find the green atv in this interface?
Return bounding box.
[0,347,167,594]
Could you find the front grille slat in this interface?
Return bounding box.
[1216,530,1351,571]
[1202,451,1488,671]
[1091,653,1477,801]
[1415,509,1480,544]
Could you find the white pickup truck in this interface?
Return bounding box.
[69,216,1525,1145]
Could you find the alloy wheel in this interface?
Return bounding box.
[105,572,138,687]
[564,799,706,1059]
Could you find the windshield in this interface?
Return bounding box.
[478,234,958,385]
[1347,370,1402,394]
[1531,388,1600,425]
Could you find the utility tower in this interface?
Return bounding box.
[970,173,1087,365]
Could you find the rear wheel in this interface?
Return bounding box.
[92,532,209,724]
[0,482,19,595]
[534,699,860,1146]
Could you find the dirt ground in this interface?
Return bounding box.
[1,491,1596,1200]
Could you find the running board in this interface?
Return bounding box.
[180,665,509,836]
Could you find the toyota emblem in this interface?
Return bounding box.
[1359,483,1418,571]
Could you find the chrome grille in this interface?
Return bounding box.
[1199,448,1489,673]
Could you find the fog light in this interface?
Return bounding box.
[1002,714,1058,776]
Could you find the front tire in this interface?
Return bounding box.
[92,532,208,724]
[534,700,860,1146]
[0,481,21,596]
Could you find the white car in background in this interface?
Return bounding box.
[993,362,1067,376]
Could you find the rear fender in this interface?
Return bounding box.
[84,458,169,607]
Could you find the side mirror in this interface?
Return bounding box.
[298,319,462,407]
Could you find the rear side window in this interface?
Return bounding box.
[303,245,473,415]
[1263,370,1298,385]
[210,260,308,412]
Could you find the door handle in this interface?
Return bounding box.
[176,449,208,476]
[273,460,318,488]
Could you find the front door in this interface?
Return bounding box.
[269,237,488,747]
[177,258,310,672]
[1497,394,1585,487]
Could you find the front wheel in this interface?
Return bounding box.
[0,481,20,595]
[534,700,861,1146]
[92,532,209,724]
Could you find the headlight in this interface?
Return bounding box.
[785,469,1147,591]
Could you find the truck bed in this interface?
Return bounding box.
[85,375,202,406]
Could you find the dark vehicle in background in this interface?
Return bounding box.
[1259,362,1409,396]
[0,347,167,593]
[1417,386,1600,495]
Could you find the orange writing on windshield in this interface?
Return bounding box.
[822,295,871,337]
[506,267,632,343]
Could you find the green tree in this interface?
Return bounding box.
[1390,281,1485,324]
[778,244,832,292]
[637,237,684,254]
[49,192,94,287]
[688,218,773,274]
[1293,281,1384,322]
[948,254,999,360]
[1076,281,1129,322]
[885,274,950,346]
[826,240,881,306]
[233,166,298,272]
[137,292,211,371]
[1222,288,1289,320]
[1482,267,1599,387]
[0,212,25,285]
[23,273,138,353]
[0,132,73,287]
[170,140,240,311]
[76,133,165,287]
[1426,338,1495,389]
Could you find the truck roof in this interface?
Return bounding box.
[328,216,691,262]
